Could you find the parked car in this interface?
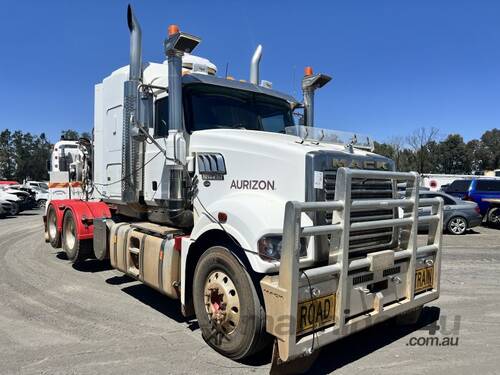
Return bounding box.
[0,187,36,211]
[0,180,20,186]
[0,200,14,218]
[464,179,500,218]
[418,191,482,235]
[442,179,472,199]
[25,180,49,190]
[0,190,21,215]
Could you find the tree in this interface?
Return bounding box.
[466,139,487,172]
[61,129,80,141]
[480,128,500,170]
[374,141,396,160]
[0,129,15,179]
[437,134,470,174]
[81,131,92,140]
[407,127,440,173]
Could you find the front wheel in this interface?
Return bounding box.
[447,216,467,235]
[9,202,19,216]
[192,246,269,360]
[37,199,47,209]
[62,210,91,263]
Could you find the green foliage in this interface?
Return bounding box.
[60,129,80,141]
[0,129,89,182]
[375,127,500,174]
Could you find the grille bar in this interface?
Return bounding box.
[322,170,396,257]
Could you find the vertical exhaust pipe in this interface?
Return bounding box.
[250,44,262,85]
[127,5,142,81]
[121,4,143,203]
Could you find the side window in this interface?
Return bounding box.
[443,196,455,205]
[448,180,470,193]
[421,193,454,205]
[154,96,169,138]
[476,180,500,191]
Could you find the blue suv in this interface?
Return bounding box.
[446,178,500,216]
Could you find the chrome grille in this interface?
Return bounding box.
[323,170,396,257]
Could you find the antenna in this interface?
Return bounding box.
[225,62,229,78]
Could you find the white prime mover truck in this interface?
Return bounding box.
[44,5,444,370]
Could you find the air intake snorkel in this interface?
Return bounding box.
[301,67,332,127]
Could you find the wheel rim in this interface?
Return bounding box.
[39,200,46,209]
[490,209,500,224]
[450,217,466,234]
[204,270,241,337]
[9,205,16,216]
[48,210,57,239]
[64,216,76,249]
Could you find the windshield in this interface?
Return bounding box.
[184,84,294,133]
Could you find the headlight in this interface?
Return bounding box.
[258,235,307,261]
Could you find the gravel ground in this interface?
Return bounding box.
[0,210,499,374]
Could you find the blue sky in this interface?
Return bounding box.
[1,0,499,143]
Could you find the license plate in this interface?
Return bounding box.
[297,294,336,334]
[415,266,434,292]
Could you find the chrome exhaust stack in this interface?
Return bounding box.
[250,44,263,85]
[121,5,144,203]
[301,67,332,127]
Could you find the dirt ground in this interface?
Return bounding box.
[0,211,499,374]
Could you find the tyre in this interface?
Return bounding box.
[193,246,269,360]
[447,216,467,235]
[47,205,61,248]
[487,207,500,227]
[62,210,91,263]
[38,199,47,209]
[395,306,423,325]
[9,202,19,216]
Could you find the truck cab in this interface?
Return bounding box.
[44,6,445,368]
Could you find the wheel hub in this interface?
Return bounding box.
[450,218,466,234]
[204,271,240,335]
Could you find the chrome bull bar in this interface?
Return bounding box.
[261,168,444,362]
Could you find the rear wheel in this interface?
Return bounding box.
[193,246,269,360]
[47,205,61,248]
[62,210,91,263]
[487,207,500,227]
[447,216,467,235]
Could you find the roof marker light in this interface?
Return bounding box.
[168,24,180,36]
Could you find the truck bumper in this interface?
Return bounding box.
[260,168,444,362]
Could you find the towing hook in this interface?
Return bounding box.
[311,288,321,298]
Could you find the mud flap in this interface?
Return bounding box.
[270,340,320,375]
